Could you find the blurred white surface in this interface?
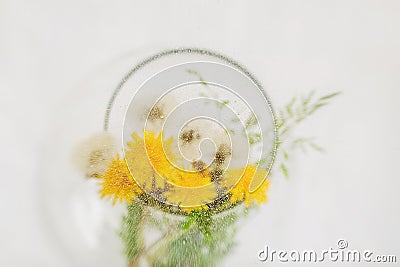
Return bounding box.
[1,0,399,266]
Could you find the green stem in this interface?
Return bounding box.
[127,206,147,267]
[146,223,194,265]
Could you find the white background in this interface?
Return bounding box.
[1,1,399,266]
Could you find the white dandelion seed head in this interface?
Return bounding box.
[73,132,116,178]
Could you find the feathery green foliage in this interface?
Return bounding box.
[276,90,340,177]
[151,210,238,267]
[120,200,145,262]
[120,205,239,266]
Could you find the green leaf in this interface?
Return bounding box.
[318,91,341,101]
[280,163,288,178]
[186,69,198,75]
[181,216,195,230]
[245,114,258,129]
[216,100,229,109]
[283,150,289,160]
[308,102,328,115]
[309,142,325,152]
[225,129,235,135]
[199,77,208,86]
[256,158,269,167]
[248,133,262,145]
[279,126,289,136]
[285,97,296,117]
[302,90,315,110]
[276,115,286,129]
[186,68,208,86]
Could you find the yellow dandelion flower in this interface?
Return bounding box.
[125,132,156,184]
[125,131,176,190]
[144,131,211,187]
[169,167,211,187]
[144,131,176,178]
[100,155,143,204]
[227,165,270,206]
[164,185,217,212]
[126,130,210,188]
[100,130,220,210]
